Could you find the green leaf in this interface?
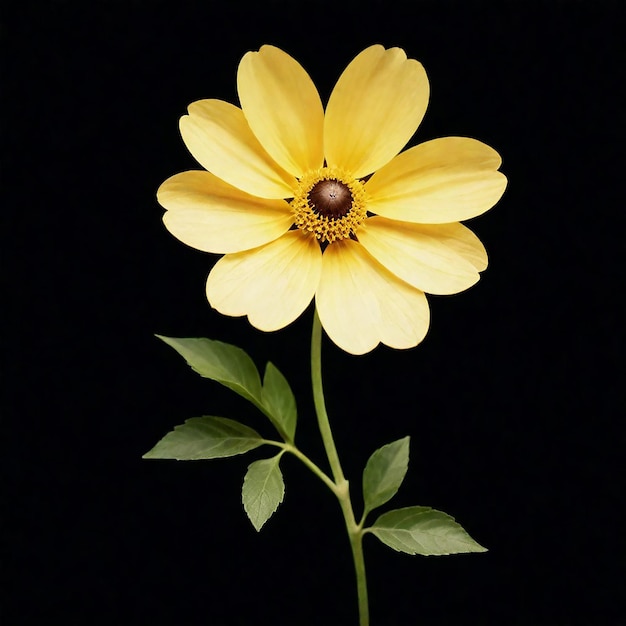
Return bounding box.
[260,362,297,442]
[156,336,262,405]
[362,436,410,515]
[143,416,264,460]
[242,454,285,531]
[367,506,487,556]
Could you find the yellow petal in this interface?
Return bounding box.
[366,137,507,223]
[237,45,324,177]
[324,45,429,178]
[206,231,322,332]
[357,217,481,295]
[316,240,430,355]
[179,99,296,199]
[422,221,488,272]
[158,171,294,254]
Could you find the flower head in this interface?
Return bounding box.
[158,45,506,355]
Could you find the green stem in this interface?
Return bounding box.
[263,439,338,495]
[311,311,345,485]
[311,309,369,626]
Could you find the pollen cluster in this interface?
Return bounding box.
[291,167,367,243]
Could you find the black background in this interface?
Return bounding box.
[3,1,624,625]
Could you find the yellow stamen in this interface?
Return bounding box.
[291,167,367,243]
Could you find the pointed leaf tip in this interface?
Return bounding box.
[362,436,410,514]
[368,506,487,556]
[242,454,285,531]
[156,336,262,404]
[143,416,264,460]
[260,362,297,442]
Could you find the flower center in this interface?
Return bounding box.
[308,179,353,219]
[291,167,367,244]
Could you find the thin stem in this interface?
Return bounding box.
[310,310,345,485]
[263,439,338,495]
[349,530,369,626]
[311,309,369,626]
[286,444,340,494]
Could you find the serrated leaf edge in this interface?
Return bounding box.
[362,436,410,515]
[260,361,297,443]
[366,506,487,555]
[242,453,286,532]
[142,416,264,460]
[155,335,263,404]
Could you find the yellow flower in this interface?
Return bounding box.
[158,45,507,355]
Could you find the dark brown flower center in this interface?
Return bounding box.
[307,179,353,219]
[292,167,367,243]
